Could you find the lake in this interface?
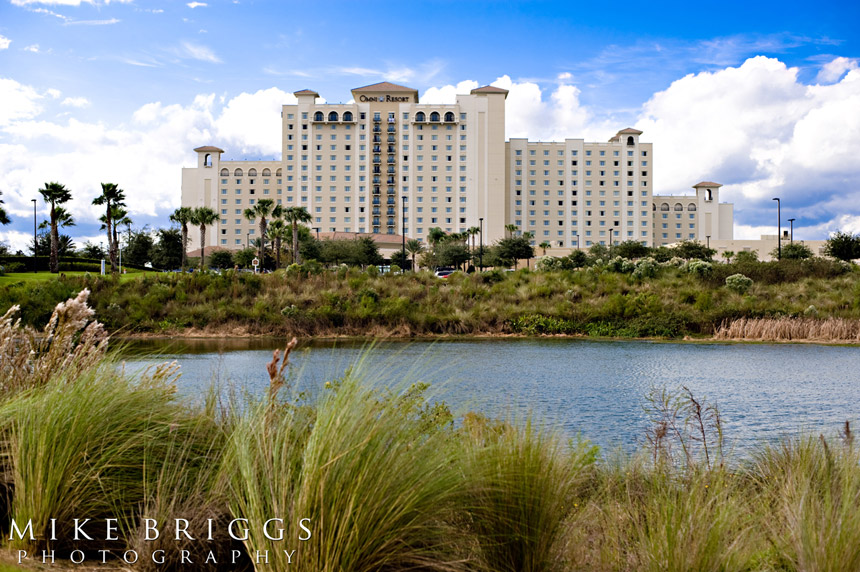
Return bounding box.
[120,337,860,454]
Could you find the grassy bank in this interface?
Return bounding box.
[1,257,859,341]
[3,293,860,571]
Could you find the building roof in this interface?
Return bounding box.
[693,181,723,188]
[470,85,509,96]
[294,89,319,96]
[193,145,224,153]
[352,82,417,93]
[617,128,643,135]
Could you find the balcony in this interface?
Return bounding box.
[372,167,381,174]
[372,207,381,215]
[387,156,396,164]
[373,126,381,133]
[386,177,395,185]
[372,198,381,205]
[387,136,396,143]
[387,117,396,124]
[387,208,395,216]
[387,126,396,133]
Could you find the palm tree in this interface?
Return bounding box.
[284,206,312,264]
[505,223,518,238]
[722,250,735,264]
[38,206,75,232]
[243,199,280,269]
[170,206,194,271]
[428,227,446,247]
[0,191,11,226]
[467,226,480,252]
[539,241,551,256]
[190,206,219,270]
[38,182,72,273]
[92,183,126,273]
[267,219,289,269]
[405,238,424,271]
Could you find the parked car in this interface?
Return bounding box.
[434,268,456,278]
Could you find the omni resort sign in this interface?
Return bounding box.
[358,94,412,102]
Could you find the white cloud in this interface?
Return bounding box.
[0,35,10,50]
[0,230,36,253]
[421,80,479,104]
[12,0,131,4]
[45,88,61,99]
[186,1,207,7]
[179,41,221,63]
[23,44,40,53]
[64,18,120,25]
[817,57,859,84]
[0,84,295,244]
[61,96,90,108]
[0,78,44,127]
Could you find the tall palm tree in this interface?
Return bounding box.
[505,223,518,239]
[284,206,312,264]
[170,206,194,271]
[243,199,281,269]
[38,206,75,232]
[267,219,290,269]
[191,206,219,270]
[92,183,126,273]
[428,227,446,247]
[405,238,423,271]
[0,191,11,226]
[539,241,551,256]
[467,226,480,252]
[38,182,72,273]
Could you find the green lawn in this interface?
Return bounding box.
[0,270,145,286]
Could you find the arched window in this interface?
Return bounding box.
[674,203,683,211]
[204,153,212,167]
[652,203,657,211]
[660,203,670,211]
[687,203,697,211]
[343,111,353,122]
[248,168,257,177]
[276,168,282,176]
[415,111,425,122]
[234,168,243,177]
[328,111,339,122]
[627,136,635,146]
[444,111,455,122]
[262,168,271,176]
[314,111,324,122]
[430,111,440,122]
[220,168,229,176]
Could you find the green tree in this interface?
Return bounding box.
[494,236,534,268]
[734,250,759,264]
[538,241,551,256]
[427,227,447,247]
[244,199,281,270]
[207,250,234,269]
[92,182,126,273]
[234,247,256,268]
[124,228,154,267]
[436,241,471,269]
[80,241,106,260]
[405,238,424,271]
[38,182,73,273]
[824,230,860,262]
[390,250,409,270]
[0,191,10,225]
[773,242,814,260]
[151,228,183,270]
[673,240,715,261]
[504,223,518,238]
[267,218,289,269]
[169,206,194,271]
[722,250,735,264]
[190,206,219,270]
[614,240,650,260]
[285,206,312,264]
[30,232,74,258]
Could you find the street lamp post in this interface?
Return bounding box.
[31,199,37,273]
[478,217,484,272]
[788,218,795,243]
[246,233,249,249]
[314,227,320,241]
[773,197,781,260]
[575,234,580,250]
[706,235,710,249]
[401,196,407,271]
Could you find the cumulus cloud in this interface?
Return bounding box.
[186,1,207,7]
[817,57,858,84]
[637,56,860,237]
[0,35,10,50]
[23,44,40,52]
[0,82,295,250]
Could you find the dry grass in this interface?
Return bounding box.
[715,317,860,342]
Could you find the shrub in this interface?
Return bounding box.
[632,257,658,279]
[686,260,713,278]
[725,273,753,294]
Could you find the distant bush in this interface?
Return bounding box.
[725,273,753,294]
[686,260,713,278]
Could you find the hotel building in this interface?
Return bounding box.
[181,81,732,252]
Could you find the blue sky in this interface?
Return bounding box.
[1,0,859,249]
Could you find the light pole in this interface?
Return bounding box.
[31,199,37,273]
[478,217,484,272]
[788,218,795,243]
[706,235,710,249]
[313,227,320,241]
[772,197,781,260]
[401,195,407,271]
[575,234,580,250]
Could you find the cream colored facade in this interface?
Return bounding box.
[651,182,734,248]
[181,81,734,252]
